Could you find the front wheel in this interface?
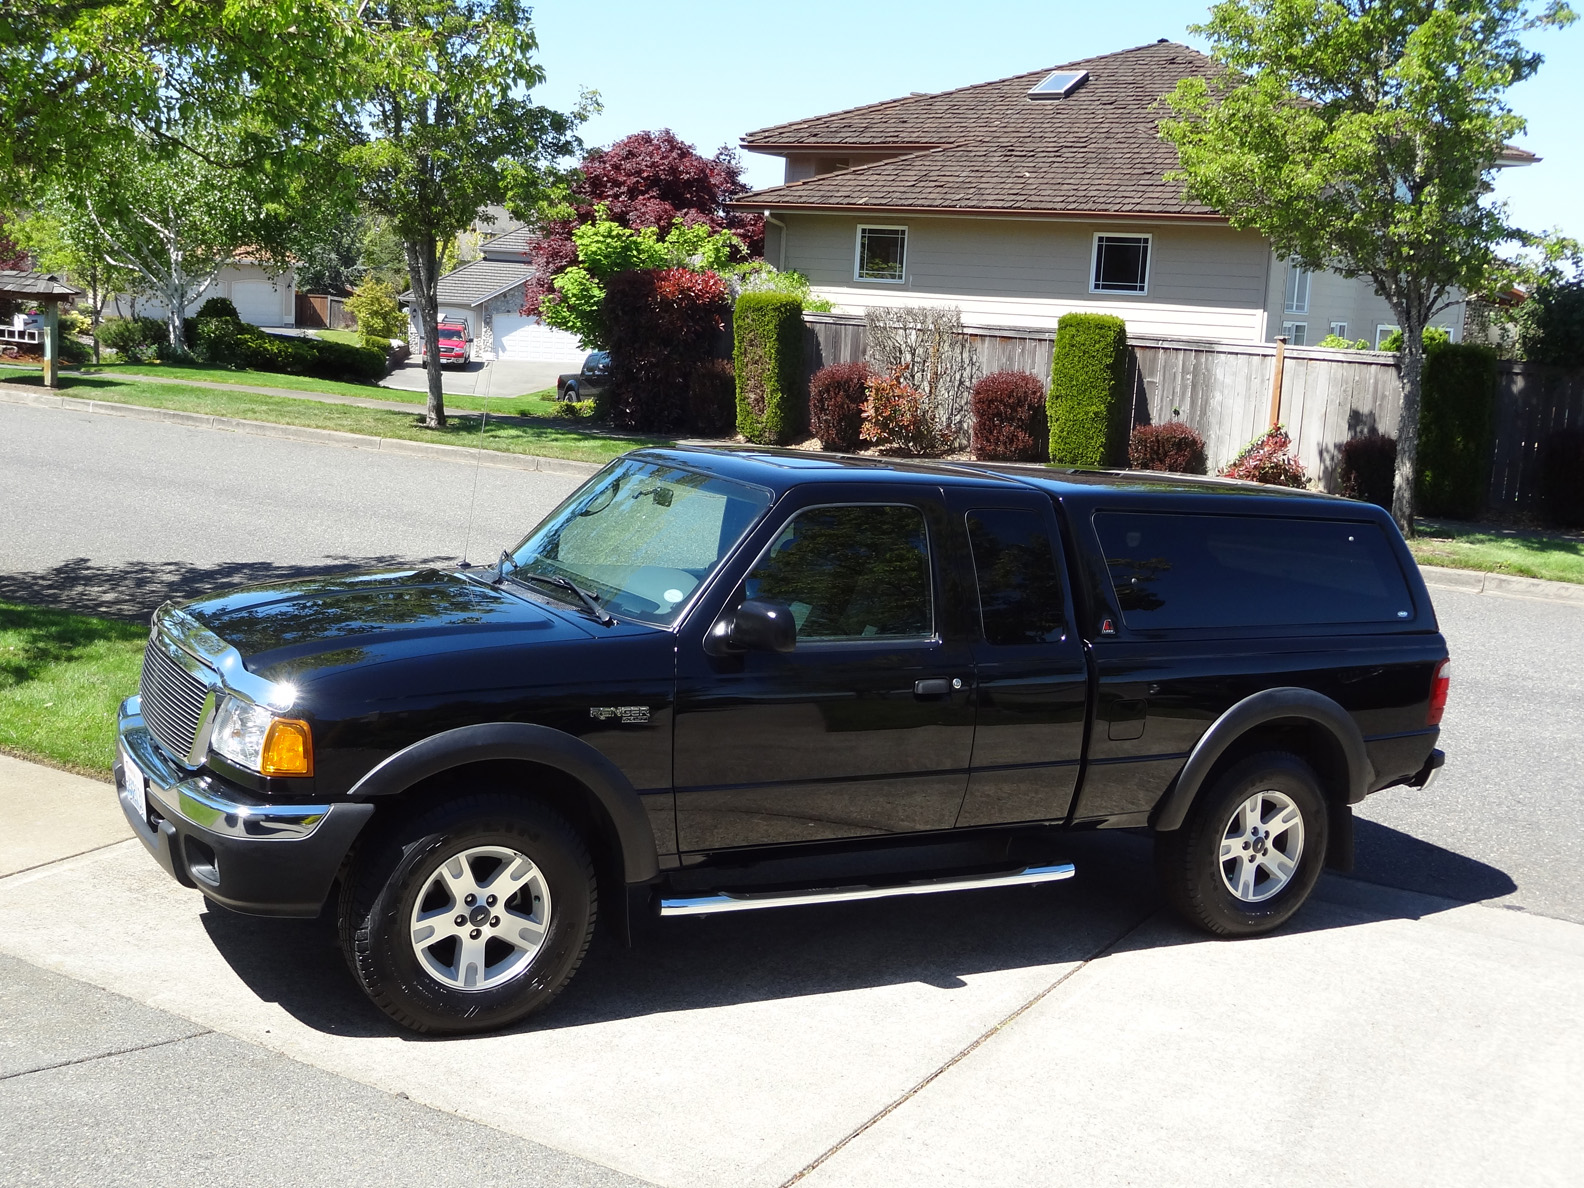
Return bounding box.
[1156,751,1329,937]
[339,794,597,1034]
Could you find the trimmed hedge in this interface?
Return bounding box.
[1417,343,1497,519]
[971,370,1047,461]
[734,291,804,445]
[195,296,240,321]
[1128,422,1206,474]
[809,362,872,451]
[1539,427,1584,528]
[1048,312,1129,466]
[1338,432,1397,509]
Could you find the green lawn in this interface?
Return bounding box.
[1411,519,1584,586]
[313,329,364,347]
[6,372,660,464]
[0,601,145,775]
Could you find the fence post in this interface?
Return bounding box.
[1268,335,1287,428]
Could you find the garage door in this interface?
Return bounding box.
[231,281,283,326]
[490,315,586,363]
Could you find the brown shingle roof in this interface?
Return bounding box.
[736,41,1220,219]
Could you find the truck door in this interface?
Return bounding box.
[672,484,976,852]
[947,489,1089,828]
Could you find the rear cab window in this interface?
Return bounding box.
[965,508,1067,645]
[1092,510,1416,633]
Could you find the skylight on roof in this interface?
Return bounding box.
[1028,70,1089,99]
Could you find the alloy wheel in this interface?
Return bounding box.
[1217,789,1305,903]
[408,845,552,991]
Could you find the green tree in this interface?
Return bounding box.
[1161,0,1576,531]
[541,210,743,348]
[345,0,585,428]
[10,200,144,360]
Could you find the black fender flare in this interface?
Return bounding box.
[1150,688,1375,833]
[347,723,659,884]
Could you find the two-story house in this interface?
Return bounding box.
[736,41,1527,347]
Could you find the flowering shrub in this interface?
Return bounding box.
[809,362,873,451]
[604,266,730,432]
[1220,426,1308,488]
[860,367,955,456]
[971,370,1047,461]
[1337,432,1397,508]
[1128,422,1207,474]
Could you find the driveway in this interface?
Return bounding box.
[380,357,567,399]
[1,400,1582,1185]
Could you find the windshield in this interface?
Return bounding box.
[507,457,772,625]
[438,327,464,340]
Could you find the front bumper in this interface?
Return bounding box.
[116,696,373,917]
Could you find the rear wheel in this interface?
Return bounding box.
[1156,751,1329,937]
[339,794,596,1034]
[563,380,579,401]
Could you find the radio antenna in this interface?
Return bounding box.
[459,374,492,566]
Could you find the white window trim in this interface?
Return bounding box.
[1281,321,1307,345]
[1283,267,1311,314]
[854,224,909,284]
[1329,321,1349,339]
[1376,324,1398,349]
[1089,232,1152,296]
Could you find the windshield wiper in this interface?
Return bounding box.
[511,570,616,627]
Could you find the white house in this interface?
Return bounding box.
[111,260,296,327]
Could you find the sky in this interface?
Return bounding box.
[529,0,1581,240]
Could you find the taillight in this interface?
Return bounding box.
[1427,658,1451,726]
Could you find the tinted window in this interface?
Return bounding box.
[1093,512,1413,630]
[744,505,931,641]
[967,509,1067,644]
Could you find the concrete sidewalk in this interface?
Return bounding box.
[1,753,1579,1186]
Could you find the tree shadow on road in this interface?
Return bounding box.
[196,823,1518,1041]
[0,554,458,621]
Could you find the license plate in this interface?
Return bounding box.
[120,746,147,821]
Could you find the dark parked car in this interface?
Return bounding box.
[116,448,1448,1034]
[556,351,611,401]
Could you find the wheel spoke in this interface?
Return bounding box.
[453,932,490,988]
[1241,794,1266,833]
[1261,850,1296,886]
[1220,838,1242,862]
[1235,856,1259,899]
[496,908,545,950]
[1266,804,1301,841]
[481,854,535,896]
[438,854,477,901]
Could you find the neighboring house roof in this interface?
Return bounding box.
[737,41,1219,220]
[479,226,540,260]
[400,258,533,308]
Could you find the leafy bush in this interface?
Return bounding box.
[195,296,240,321]
[1378,326,1452,353]
[688,359,737,436]
[193,316,241,364]
[604,266,731,432]
[1417,343,1497,518]
[729,262,835,312]
[734,291,804,444]
[1049,312,1129,466]
[808,362,872,451]
[345,277,408,341]
[1221,426,1308,487]
[1514,280,1584,365]
[1316,333,1371,350]
[59,309,92,337]
[57,333,90,364]
[233,325,317,374]
[861,367,954,456]
[1128,422,1207,473]
[360,333,392,355]
[971,370,1047,462]
[312,336,388,381]
[1539,427,1584,528]
[1337,432,1397,508]
[97,315,166,361]
[550,399,596,420]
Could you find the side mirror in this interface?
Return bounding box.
[706,599,797,655]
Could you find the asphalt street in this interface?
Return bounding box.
[3,397,1580,921]
[1,400,1582,1186]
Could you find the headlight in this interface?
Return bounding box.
[211,697,314,776]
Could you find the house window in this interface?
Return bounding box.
[1091,234,1151,294]
[1330,321,1349,340]
[856,226,907,283]
[1376,324,1398,349]
[814,157,850,176]
[1281,321,1307,346]
[1284,266,1311,314]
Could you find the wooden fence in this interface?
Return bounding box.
[294,293,356,331]
[799,312,1583,511]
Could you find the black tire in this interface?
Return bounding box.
[338,794,597,1035]
[1156,751,1329,937]
[563,380,579,401]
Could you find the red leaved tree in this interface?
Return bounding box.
[603,266,731,433]
[525,130,762,315]
[0,215,28,271]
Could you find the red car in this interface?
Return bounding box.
[421,319,472,368]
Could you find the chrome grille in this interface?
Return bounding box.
[139,638,211,761]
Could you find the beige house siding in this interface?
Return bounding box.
[781,212,1272,341]
[1264,257,1466,348]
[111,262,296,327]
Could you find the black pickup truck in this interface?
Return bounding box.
[116,447,1448,1034]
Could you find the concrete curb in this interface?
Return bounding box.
[0,383,602,478]
[1420,564,1584,606]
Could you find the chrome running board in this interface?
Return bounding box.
[659,862,1075,917]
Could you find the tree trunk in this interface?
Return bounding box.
[406,235,446,428]
[1390,314,1428,536]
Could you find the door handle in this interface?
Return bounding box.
[914,678,955,698]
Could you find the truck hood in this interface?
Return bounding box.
[177,568,592,679]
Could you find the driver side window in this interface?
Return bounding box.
[742,504,932,641]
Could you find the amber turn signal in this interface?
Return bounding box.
[260,718,314,777]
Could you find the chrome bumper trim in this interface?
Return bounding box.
[660,862,1076,918]
[117,697,330,841]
